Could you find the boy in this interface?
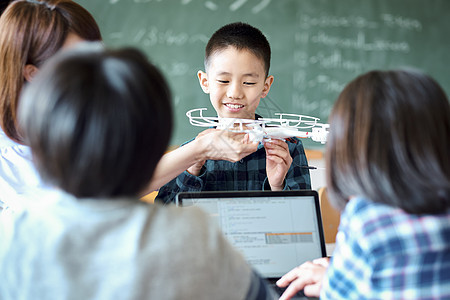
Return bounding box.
[157,22,311,204]
[0,45,276,299]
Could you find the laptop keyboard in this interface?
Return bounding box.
[270,283,318,300]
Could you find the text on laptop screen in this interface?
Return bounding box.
[179,193,324,278]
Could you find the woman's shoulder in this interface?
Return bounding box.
[343,196,450,255]
[0,128,19,149]
[151,203,221,234]
[150,204,247,258]
[0,127,44,198]
[0,128,32,157]
[140,203,253,296]
[343,197,405,235]
[345,196,449,229]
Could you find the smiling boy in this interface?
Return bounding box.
[156,22,311,204]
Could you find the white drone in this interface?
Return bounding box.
[186,108,329,144]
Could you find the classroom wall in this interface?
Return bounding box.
[75,0,450,150]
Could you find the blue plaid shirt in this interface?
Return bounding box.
[156,137,311,204]
[322,196,450,299]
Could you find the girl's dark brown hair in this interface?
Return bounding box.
[326,69,450,214]
[0,0,101,143]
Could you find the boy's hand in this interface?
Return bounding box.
[264,139,292,190]
[146,129,257,189]
[196,129,258,162]
[276,257,330,299]
[187,161,205,176]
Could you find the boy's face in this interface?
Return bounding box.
[198,46,273,119]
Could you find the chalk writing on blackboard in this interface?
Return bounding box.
[109,0,272,14]
[298,13,422,31]
[291,12,423,118]
[159,62,190,77]
[107,26,208,47]
[310,32,410,52]
[297,14,379,29]
[381,14,422,31]
[76,0,450,148]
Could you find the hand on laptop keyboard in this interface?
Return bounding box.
[271,284,315,300]
[275,257,329,299]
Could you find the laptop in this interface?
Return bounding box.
[176,190,326,299]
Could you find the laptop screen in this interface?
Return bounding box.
[176,190,326,279]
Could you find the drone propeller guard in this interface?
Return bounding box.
[186,108,329,144]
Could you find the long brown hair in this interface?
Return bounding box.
[326,70,450,214]
[0,0,101,143]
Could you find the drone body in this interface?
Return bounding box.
[186,108,329,144]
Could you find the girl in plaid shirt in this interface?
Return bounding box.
[277,69,450,299]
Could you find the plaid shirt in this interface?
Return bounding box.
[322,196,450,300]
[156,137,311,204]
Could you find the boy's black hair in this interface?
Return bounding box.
[205,22,271,77]
[19,46,173,198]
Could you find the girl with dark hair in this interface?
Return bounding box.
[277,69,450,299]
[0,45,276,300]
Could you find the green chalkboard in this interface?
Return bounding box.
[75,0,450,149]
